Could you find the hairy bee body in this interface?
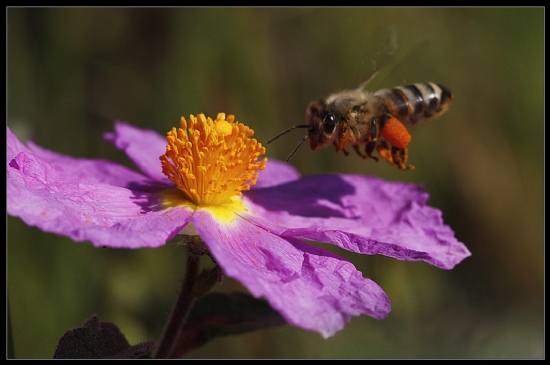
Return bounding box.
[268,80,453,171]
[304,82,453,170]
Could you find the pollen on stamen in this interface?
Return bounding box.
[160,113,267,207]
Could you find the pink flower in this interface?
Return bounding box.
[7,113,470,338]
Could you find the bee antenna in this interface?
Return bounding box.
[267,124,309,144]
[286,133,309,162]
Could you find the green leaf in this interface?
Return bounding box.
[53,315,155,359]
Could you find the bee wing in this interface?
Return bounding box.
[356,26,433,92]
[355,25,399,91]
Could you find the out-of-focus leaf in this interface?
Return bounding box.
[53,315,155,359]
[171,291,286,357]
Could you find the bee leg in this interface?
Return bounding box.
[376,140,395,166]
[353,145,367,160]
[333,140,350,156]
[365,141,379,162]
[386,146,415,171]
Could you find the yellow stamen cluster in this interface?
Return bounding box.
[160,113,267,207]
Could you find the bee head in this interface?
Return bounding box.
[305,99,338,150]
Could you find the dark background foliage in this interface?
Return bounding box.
[7,7,543,358]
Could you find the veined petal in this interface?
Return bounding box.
[31,144,155,188]
[191,209,391,338]
[104,121,169,181]
[252,159,301,189]
[7,144,191,248]
[7,126,29,161]
[242,173,471,269]
[8,127,152,188]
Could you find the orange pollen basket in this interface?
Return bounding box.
[381,117,412,149]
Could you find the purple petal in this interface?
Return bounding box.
[28,142,154,187]
[103,121,168,181]
[7,127,29,161]
[8,127,159,190]
[252,159,300,189]
[242,173,470,269]
[191,210,391,338]
[7,128,190,248]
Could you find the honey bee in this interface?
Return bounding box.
[268,78,453,170]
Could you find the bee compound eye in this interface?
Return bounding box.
[322,112,336,133]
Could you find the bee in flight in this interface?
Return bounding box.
[268,77,453,171]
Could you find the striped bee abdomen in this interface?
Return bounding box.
[375,82,453,125]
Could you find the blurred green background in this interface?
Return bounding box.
[7,8,543,359]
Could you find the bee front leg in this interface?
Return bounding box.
[333,140,350,156]
[353,145,367,160]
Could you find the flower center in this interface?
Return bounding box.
[160,113,267,207]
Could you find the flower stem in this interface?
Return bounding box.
[154,251,200,359]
